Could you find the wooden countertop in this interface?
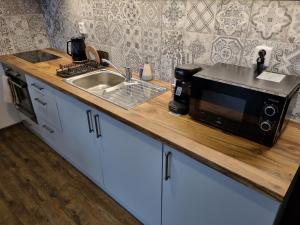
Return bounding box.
[1,48,300,202]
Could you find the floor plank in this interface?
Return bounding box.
[0,124,141,225]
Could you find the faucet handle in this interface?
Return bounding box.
[124,67,132,81]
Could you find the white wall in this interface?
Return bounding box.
[0,65,21,129]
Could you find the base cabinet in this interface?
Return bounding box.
[55,92,104,186]
[100,113,162,225]
[162,145,280,225]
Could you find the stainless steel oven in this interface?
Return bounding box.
[2,63,37,123]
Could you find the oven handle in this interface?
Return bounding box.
[7,78,21,105]
[7,78,27,89]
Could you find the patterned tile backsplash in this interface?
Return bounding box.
[2,0,300,121]
[0,0,49,55]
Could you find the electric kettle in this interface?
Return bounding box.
[67,37,87,62]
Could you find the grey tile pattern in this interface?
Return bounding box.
[247,1,293,42]
[211,36,243,65]
[0,0,49,55]
[14,0,300,121]
[215,0,252,38]
[186,0,219,34]
[162,0,186,30]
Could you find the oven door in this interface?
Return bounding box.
[189,77,284,144]
[7,76,37,123]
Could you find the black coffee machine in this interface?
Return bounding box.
[169,64,203,115]
[67,36,87,62]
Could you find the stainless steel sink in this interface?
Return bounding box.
[64,70,167,109]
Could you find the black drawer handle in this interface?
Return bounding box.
[34,98,47,106]
[42,125,54,134]
[31,83,44,91]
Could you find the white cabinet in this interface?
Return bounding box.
[55,92,104,186]
[100,113,162,225]
[162,145,280,225]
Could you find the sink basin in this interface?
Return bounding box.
[66,71,125,91]
[65,70,167,109]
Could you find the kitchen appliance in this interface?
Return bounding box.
[169,64,203,114]
[2,63,37,123]
[67,36,87,62]
[190,63,300,146]
[14,50,60,63]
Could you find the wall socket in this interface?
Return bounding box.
[78,21,87,34]
[252,45,273,67]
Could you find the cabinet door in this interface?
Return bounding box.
[162,145,280,225]
[100,113,162,225]
[56,92,103,186]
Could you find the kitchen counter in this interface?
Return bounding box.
[1,48,300,201]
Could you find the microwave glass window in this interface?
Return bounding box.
[199,90,246,122]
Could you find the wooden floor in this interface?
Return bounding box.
[0,124,141,225]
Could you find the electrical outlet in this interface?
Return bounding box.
[78,21,87,34]
[252,45,273,67]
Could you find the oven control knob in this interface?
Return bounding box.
[264,105,277,117]
[260,121,272,132]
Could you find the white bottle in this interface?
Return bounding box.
[142,63,153,81]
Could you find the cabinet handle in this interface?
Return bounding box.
[94,114,102,138]
[42,125,54,134]
[86,110,94,133]
[31,83,44,91]
[165,152,172,181]
[34,98,47,106]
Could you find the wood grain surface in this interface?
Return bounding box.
[1,48,300,201]
[0,124,141,225]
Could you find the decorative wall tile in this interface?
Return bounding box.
[183,32,214,65]
[0,16,10,36]
[123,25,142,54]
[125,48,143,71]
[186,0,219,34]
[122,0,142,26]
[111,47,126,68]
[79,0,94,18]
[215,0,252,38]
[107,0,124,23]
[162,0,186,30]
[92,0,107,21]
[142,27,161,57]
[27,14,45,33]
[160,30,184,81]
[288,4,300,43]
[266,41,296,74]
[211,36,243,65]
[278,45,300,76]
[32,33,50,49]
[12,34,34,52]
[247,1,293,42]
[240,39,266,68]
[140,0,161,28]
[109,22,125,48]
[0,37,15,55]
[7,16,29,36]
[94,21,110,45]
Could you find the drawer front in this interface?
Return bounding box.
[39,119,61,151]
[26,75,62,131]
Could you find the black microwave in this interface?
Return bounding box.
[189,63,300,146]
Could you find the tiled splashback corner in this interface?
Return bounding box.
[0,0,50,55]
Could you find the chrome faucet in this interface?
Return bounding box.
[101,59,132,81]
